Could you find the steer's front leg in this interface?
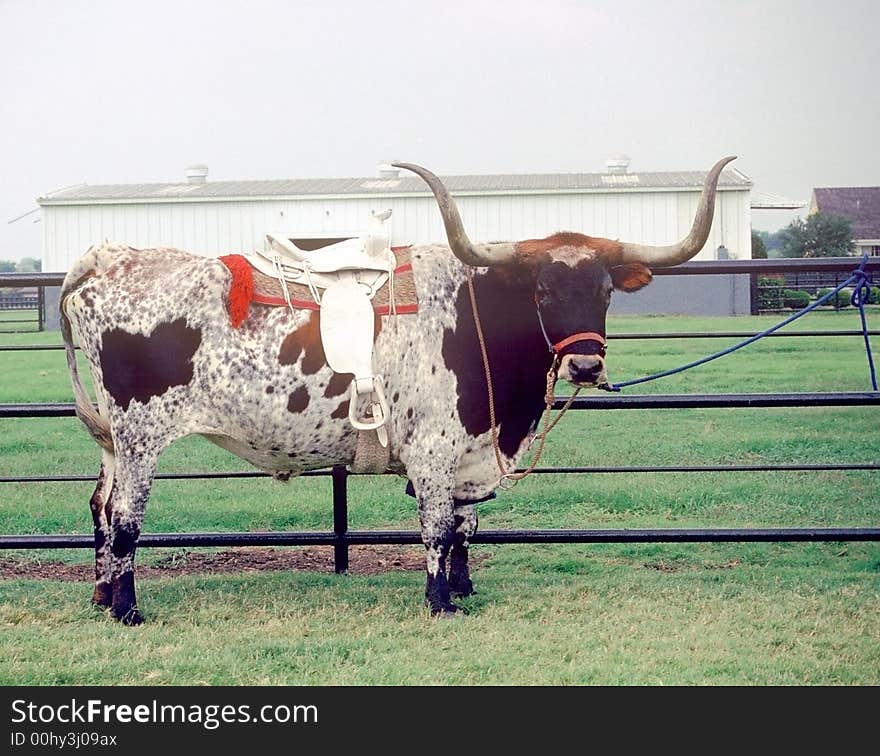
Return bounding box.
[410,469,458,616]
[449,501,478,597]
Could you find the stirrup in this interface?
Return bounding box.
[348,375,390,437]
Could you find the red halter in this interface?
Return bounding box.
[535,295,607,357]
[551,331,607,356]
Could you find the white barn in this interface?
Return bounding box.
[38,157,753,273]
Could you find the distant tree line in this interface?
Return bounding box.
[752,213,856,259]
[0,257,41,273]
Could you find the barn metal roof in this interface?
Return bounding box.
[749,190,806,210]
[38,167,752,204]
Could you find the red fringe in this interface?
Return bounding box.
[218,254,254,328]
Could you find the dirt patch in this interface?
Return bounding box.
[0,545,439,582]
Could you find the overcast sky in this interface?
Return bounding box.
[1,0,877,262]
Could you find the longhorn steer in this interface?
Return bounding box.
[61,157,734,622]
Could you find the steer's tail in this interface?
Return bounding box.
[60,249,115,453]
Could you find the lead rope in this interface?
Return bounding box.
[602,255,875,392]
[465,266,581,488]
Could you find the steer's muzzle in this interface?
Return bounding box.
[561,353,607,388]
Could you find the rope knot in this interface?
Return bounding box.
[850,268,872,307]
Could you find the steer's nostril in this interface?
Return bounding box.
[568,358,604,384]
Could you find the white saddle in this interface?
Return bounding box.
[252,236,394,296]
[245,210,396,445]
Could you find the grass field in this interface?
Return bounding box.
[1,311,878,684]
[0,307,40,334]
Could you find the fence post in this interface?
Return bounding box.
[332,465,349,573]
[38,285,44,332]
[749,273,759,315]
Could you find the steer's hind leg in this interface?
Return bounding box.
[88,450,116,608]
[106,442,163,626]
[448,501,478,598]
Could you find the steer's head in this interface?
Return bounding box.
[394,156,735,388]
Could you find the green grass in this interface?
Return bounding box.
[0,307,40,333]
[2,548,877,685]
[1,312,878,684]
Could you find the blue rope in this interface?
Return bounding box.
[601,255,876,392]
[850,262,877,390]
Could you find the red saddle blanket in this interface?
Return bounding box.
[219,246,418,327]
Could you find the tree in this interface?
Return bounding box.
[758,229,784,253]
[778,220,809,258]
[778,213,856,258]
[0,260,16,273]
[16,257,41,272]
[751,230,768,259]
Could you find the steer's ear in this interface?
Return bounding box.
[610,263,652,292]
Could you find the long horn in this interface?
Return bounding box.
[392,162,517,266]
[618,155,737,267]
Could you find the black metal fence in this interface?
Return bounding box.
[751,259,880,313]
[755,273,854,313]
[1,258,879,573]
[0,293,39,309]
[0,286,43,332]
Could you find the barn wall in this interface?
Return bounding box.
[39,186,753,328]
[42,188,751,274]
[609,274,752,317]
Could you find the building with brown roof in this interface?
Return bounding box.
[810,187,880,256]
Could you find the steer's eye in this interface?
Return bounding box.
[535,287,553,306]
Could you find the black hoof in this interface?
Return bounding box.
[428,603,459,618]
[449,580,476,598]
[425,598,459,616]
[113,607,144,625]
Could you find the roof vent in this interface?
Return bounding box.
[377,162,400,180]
[185,164,209,184]
[604,153,630,174]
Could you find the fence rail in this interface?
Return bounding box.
[1,258,879,289]
[1,329,878,353]
[3,526,879,551]
[1,258,878,572]
[3,462,880,485]
[2,393,879,420]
